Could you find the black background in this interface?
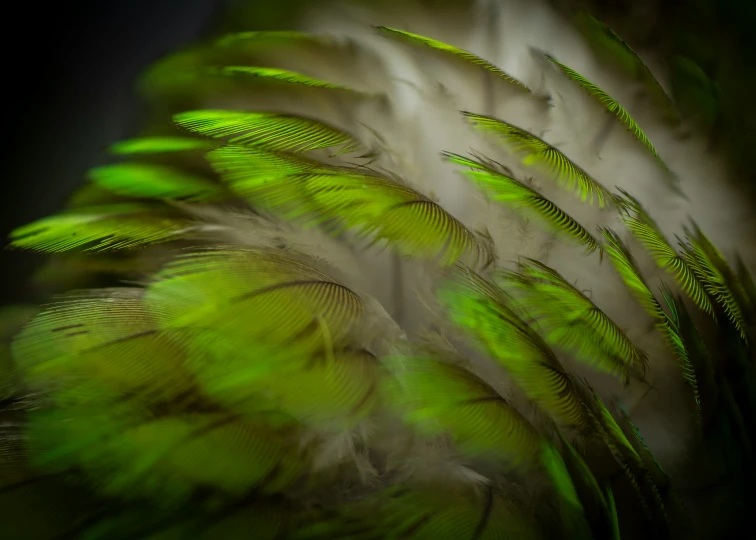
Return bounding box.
[0,0,226,305]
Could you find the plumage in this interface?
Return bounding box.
[500,258,648,383]
[174,110,364,155]
[108,137,214,156]
[3,0,755,538]
[462,111,617,208]
[376,26,531,93]
[543,53,667,169]
[9,204,196,253]
[445,152,601,256]
[573,11,678,122]
[87,163,225,202]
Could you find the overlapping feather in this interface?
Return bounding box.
[462,111,617,208]
[3,6,756,540]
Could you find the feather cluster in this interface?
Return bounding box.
[1,0,755,538]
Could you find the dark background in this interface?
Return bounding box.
[0,0,228,305]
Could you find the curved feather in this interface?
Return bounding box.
[208,146,491,266]
[375,26,530,93]
[385,356,542,465]
[659,285,702,410]
[556,433,621,540]
[501,258,648,383]
[369,486,539,539]
[680,223,748,342]
[599,227,667,321]
[544,54,666,168]
[618,189,715,317]
[540,441,592,538]
[438,264,590,429]
[574,12,677,121]
[462,111,616,208]
[589,390,668,528]
[204,348,379,430]
[11,289,194,403]
[174,110,363,155]
[600,229,702,412]
[444,152,600,256]
[108,137,213,156]
[88,163,225,202]
[144,247,366,354]
[8,204,195,253]
[28,408,306,503]
[208,65,356,91]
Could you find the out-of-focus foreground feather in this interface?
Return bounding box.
[2,0,756,538]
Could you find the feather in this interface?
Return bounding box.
[366,485,540,539]
[11,289,194,404]
[8,204,195,253]
[208,146,491,266]
[375,26,530,93]
[444,152,601,256]
[87,163,226,202]
[574,12,677,122]
[543,53,667,170]
[27,408,307,504]
[438,264,590,429]
[384,355,542,465]
[658,285,702,411]
[462,111,617,208]
[108,137,214,156]
[599,227,668,321]
[587,389,669,530]
[205,348,380,431]
[500,258,648,383]
[557,433,621,540]
[680,223,748,342]
[540,441,593,538]
[617,189,714,318]
[174,110,364,155]
[144,247,367,356]
[207,65,356,91]
[600,229,703,411]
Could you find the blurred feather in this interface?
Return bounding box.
[3,0,756,538]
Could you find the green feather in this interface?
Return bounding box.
[385,356,542,464]
[174,110,363,155]
[439,264,590,429]
[375,26,530,93]
[444,152,601,256]
[208,65,355,91]
[9,204,194,253]
[144,247,366,355]
[369,486,539,539]
[499,258,648,383]
[540,442,592,538]
[462,111,616,208]
[544,54,667,169]
[209,146,491,266]
[599,227,667,321]
[574,12,677,122]
[108,137,213,156]
[658,284,702,411]
[617,189,714,317]
[680,223,748,342]
[88,163,225,202]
